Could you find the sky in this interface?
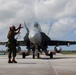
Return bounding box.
[0,0,76,50]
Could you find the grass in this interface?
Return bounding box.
[61,51,76,55]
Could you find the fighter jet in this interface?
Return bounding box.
[0,22,76,59]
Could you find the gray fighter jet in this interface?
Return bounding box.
[0,22,76,59]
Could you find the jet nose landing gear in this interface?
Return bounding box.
[49,52,53,58]
[32,50,41,59]
[22,52,26,59]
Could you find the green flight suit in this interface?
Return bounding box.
[7,30,17,59]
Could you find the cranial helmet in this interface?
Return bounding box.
[10,25,15,31]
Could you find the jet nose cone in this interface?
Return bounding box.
[29,30,42,44]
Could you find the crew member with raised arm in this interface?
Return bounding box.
[7,24,23,63]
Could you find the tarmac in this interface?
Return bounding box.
[0,54,76,75]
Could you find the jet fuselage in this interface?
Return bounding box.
[29,25,42,45]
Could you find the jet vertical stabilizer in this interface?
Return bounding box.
[24,22,29,33]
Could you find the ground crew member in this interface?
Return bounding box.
[7,24,22,63]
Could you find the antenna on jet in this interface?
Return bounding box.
[24,22,29,33]
[47,23,53,36]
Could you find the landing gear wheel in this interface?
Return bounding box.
[50,52,53,58]
[33,53,35,59]
[22,52,26,59]
[37,53,40,59]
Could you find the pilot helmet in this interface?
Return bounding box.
[10,25,15,31]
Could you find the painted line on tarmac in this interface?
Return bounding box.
[49,60,59,75]
[52,65,59,75]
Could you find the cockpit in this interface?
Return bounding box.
[33,22,42,31]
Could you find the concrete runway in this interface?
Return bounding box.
[0,54,76,75]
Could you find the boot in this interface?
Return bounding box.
[12,58,17,63]
[12,60,17,63]
[8,59,13,63]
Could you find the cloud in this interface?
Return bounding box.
[0,0,76,41]
[50,17,76,39]
[56,0,76,18]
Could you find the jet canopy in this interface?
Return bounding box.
[33,22,42,31]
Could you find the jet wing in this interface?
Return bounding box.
[0,40,26,46]
[0,41,7,45]
[48,40,76,46]
[17,40,26,46]
[0,40,76,47]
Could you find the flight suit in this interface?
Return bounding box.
[7,30,18,63]
[8,39,17,59]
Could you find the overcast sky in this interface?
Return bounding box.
[0,0,76,50]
